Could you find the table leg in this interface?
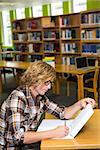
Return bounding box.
[53,74,60,94]
[77,74,84,100]
[55,78,60,94]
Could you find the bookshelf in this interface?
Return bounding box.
[59,13,81,65]
[81,10,100,66]
[42,16,61,64]
[12,17,43,61]
[81,10,100,54]
[11,10,100,65]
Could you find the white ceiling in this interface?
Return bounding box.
[0,0,65,10]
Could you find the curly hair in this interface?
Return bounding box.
[20,61,56,87]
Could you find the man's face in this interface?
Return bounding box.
[34,79,52,95]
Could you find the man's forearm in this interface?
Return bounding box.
[23,129,56,144]
[64,101,81,119]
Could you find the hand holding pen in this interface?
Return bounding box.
[64,120,69,136]
[65,120,66,127]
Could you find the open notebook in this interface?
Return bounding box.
[37,104,94,139]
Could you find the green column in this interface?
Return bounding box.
[25,7,32,18]
[63,0,72,14]
[87,0,100,10]
[0,12,3,45]
[10,10,16,48]
[10,10,16,21]
[49,4,52,16]
[42,4,51,16]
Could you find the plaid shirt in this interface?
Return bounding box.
[0,86,65,150]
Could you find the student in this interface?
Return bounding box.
[0,61,95,150]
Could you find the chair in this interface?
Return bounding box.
[61,73,77,96]
[1,48,16,81]
[66,58,98,98]
[84,68,99,107]
[66,74,77,96]
[63,57,77,96]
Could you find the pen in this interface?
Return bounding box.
[64,120,66,127]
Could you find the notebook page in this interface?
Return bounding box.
[70,104,94,138]
[37,119,74,139]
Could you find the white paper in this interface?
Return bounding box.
[37,104,94,139]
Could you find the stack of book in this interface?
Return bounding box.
[43,56,55,68]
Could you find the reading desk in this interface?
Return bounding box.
[41,109,100,150]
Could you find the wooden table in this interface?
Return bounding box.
[0,51,42,61]
[41,109,100,150]
[0,61,98,100]
[0,61,32,93]
[0,60,32,70]
[55,64,97,100]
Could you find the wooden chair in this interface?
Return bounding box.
[1,48,16,81]
[66,58,98,98]
[84,68,99,107]
[61,73,77,96]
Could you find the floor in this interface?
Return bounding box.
[0,73,78,107]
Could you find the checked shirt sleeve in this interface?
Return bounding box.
[41,96,65,119]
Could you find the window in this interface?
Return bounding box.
[51,2,63,16]
[73,0,87,13]
[32,5,43,17]
[16,8,25,19]
[2,10,12,46]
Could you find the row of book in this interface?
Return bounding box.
[62,56,75,65]
[44,31,59,39]
[81,13,100,24]
[30,55,43,62]
[61,43,78,53]
[13,33,28,41]
[44,43,60,52]
[61,29,77,39]
[44,43,54,52]
[29,44,42,53]
[13,30,77,41]
[28,32,42,41]
[12,21,26,30]
[14,43,42,54]
[26,43,60,53]
[82,44,100,53]
[81,29,100,39]
[60,17,70,26]
[27,20,41,29]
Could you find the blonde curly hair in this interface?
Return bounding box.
[20,61,56,87]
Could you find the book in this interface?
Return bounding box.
[43,56,55,68]
[37,104,94,139]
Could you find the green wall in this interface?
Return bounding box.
[87,0,100,10]
[10,10,16,21]
[43,4,49,16]
[25,7,32,18]
[63,1,72,14]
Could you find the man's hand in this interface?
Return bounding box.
[77,97,96,109]
[52,125,69,138]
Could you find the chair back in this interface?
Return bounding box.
[93,68,99,89]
